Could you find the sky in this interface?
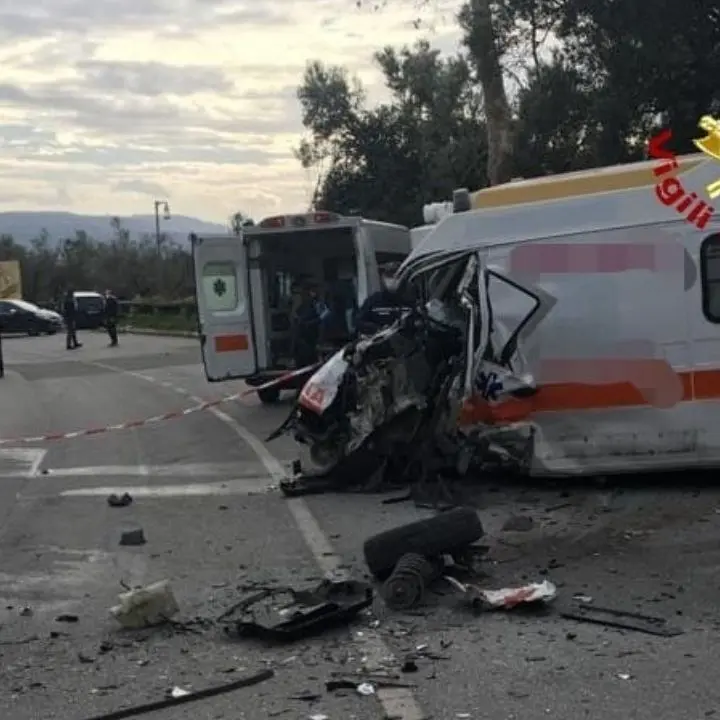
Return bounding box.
[0,0,462,224]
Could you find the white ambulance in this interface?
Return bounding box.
[191,211,411,403]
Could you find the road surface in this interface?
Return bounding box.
[1,332,720,719]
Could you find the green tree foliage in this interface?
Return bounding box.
[299,0,720,225]
[0,219,193,303]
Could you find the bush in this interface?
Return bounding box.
[123,300,198,333]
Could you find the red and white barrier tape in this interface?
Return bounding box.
[0,392,245,445]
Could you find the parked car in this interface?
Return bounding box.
[73,291,105,329]
[0,299,64,336]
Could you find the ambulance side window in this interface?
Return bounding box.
[700,234,720,322]
[202,261,238,312]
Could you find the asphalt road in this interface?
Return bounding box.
[2,331,720,720]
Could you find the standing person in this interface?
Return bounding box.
[291,283,322,367]
[104,289,119,346]
[354,263,413,335]
[63,289,81,350]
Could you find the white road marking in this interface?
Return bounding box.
[40,462,263,478]
[0,448,47,478]
[94,363,428,720]
[59,478,273,498]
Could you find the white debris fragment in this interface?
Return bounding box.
[357,683,375,695]
[310,715,329,720]
[109,580,179,629]
[445,577,557,610]
[617,673,632,681]
[572,594,593,603]
[170,687,190,698]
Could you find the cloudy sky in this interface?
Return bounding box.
[0,0,461,223]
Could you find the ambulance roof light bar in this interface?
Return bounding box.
[258,211,340,229]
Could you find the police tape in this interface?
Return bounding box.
[0,391,247,445]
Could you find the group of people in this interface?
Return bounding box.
[62,288,119,350]
[290,266,413,368]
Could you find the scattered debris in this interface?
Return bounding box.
[109,580,179,629]
[78,668,274,720]
[502,515,534,532]
[401,659,419,673]
[168,687,191,698]
[357,683,375,695]
[108,493,133,508]
[119,528,146,546]
[19,606,32,616]
[78,652,95,664]
[55,613,79,623]
[560,602,683,637]
[220,579,372,642]
[617,673,632,681]
[572,594,594,604]
[445,577,557,611]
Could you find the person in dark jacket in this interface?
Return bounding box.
[291,283,324,367]
[104,289,119,346]
[354,264,413,335]
[63,289,81,350]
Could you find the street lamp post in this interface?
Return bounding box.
[153,200,171,297]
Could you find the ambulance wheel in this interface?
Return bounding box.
[363,506,484,580]
[258,387,281,404]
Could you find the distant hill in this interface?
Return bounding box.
[0,212,228,246]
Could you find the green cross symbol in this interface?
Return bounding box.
[213,278,227,297]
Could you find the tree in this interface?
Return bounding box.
[296,42,488,225]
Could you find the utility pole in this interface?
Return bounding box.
[153,200,171,297]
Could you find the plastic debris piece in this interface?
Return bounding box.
[170,687,190,698]
[357,683,375,695]
[76,668,273,720]
[445,576,557,610]
[109,580,179,629]
[221,579,373,642]
[119,528,146,546]
[108,493,133,508]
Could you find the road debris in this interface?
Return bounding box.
[77,668,274,720]
[445,577,557,611]
[119,527,146,546]
[363,507,484,580]
[560,602,683,637]
[168,687,190,698]
[109,580,179,629]
[356,682,375,695]
[19,606,32,616]
[108,492,133,508]
[55,613,79,623]
[220,579,373,642]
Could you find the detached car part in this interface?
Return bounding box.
[220,579,373,642]
[363,507,484,580]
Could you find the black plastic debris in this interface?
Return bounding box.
[76,668,274,720]
[219,579,373,642]
[108,493,133,508]
[560,602,684,637]
[119,528,146,546]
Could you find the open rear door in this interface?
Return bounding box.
[192,233,257,381]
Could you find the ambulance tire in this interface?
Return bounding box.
[258,387,281,404]
[363,506,484,580]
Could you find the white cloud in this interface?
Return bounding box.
[0,0,463,224]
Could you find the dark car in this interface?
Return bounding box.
[72,291,106,329]
[0,299,64,336]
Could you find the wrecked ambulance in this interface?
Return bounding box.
[262,153,720,480]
